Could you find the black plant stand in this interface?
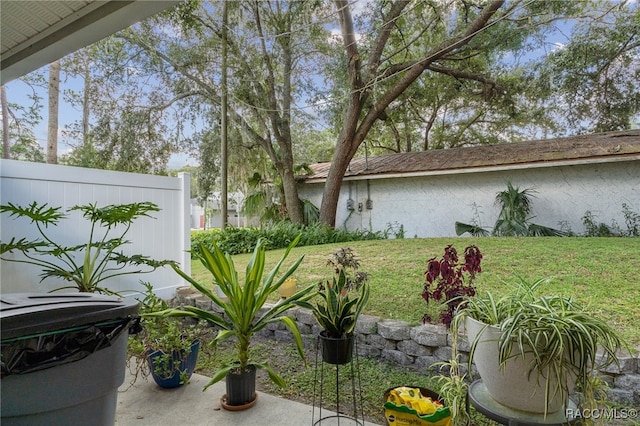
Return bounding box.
[312,335,364,426]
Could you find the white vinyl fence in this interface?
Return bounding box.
[0,159,190,300]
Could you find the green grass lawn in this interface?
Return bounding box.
[190,237,640,347]
[192,237,639,425]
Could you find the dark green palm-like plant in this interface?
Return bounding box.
[456,182,566,237]
[0,201,176,294]
[156,235,315,390]
[242,172,285,225]
[492,182,535,236]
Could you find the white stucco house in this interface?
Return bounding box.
[297,130,640,238]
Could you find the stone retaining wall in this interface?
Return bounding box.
[174,288,640,407]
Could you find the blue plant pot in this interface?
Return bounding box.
[147,340,200,389]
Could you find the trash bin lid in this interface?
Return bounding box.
[0,293,139,341]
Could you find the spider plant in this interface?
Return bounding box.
[452,276,626,415]
[433,331,470,426]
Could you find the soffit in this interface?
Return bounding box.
[1,1,180,85]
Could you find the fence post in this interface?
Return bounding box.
[178,172,191,277]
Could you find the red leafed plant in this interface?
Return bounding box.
[422,245,482,327]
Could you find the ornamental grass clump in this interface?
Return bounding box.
[422,244,482,326]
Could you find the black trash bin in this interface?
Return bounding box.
[1,293,139,426]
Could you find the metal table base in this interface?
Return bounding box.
[467,380,578,426]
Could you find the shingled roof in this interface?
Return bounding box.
[301,130,640,183]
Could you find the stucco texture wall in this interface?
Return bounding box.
[298,161,639,237]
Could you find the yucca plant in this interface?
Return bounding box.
[154,235,315,393]
[452,277,625,416]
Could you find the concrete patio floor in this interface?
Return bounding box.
[115,369,382,426]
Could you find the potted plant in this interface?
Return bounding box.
[150,235,314,409]
[0,201,176,294]
[128,282,203,389]
[299,248,370,365]
[452,276,625,415]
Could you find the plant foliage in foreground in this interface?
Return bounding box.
[154,236,315,390]
[196,237,640,346]
[453,276,626,415]
[0,201,176,294]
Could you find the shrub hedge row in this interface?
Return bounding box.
[190,222,385,257]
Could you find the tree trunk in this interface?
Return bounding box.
[319,136,355,227]
[82,60,90,145]
[319,0,505,227]
[281,158,303,224]
[47,60,61,164]
[1,85,9,159]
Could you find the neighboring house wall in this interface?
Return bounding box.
[298,161,640,237]
[0,159,191,300]
[190,193,258,229]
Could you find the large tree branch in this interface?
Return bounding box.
[119,33,270,151]
[133,92,202,111]
[252,2,281,139]
[378,14,439,69]
[336,0,363,96]
[350,0,505,156]
[365,1,411,80]
[427,63,505,98]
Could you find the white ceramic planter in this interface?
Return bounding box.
[465,316,575,414]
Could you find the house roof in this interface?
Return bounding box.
[1,1,180,85]
[301,130,640,183]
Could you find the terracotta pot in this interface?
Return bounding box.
[466,317,576,413]
[319,331,354,365]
